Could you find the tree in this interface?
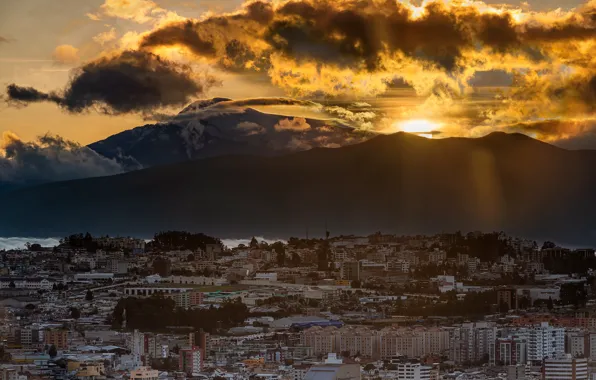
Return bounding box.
[85,290,94,301]
[8,281,15,288]
[291,252,301,267]
[547,297,554,310]
[498,300,509,313]
[152,257,171,276]
[70,307,81,319]
[48,344,58,358]
[272,242,285,266]
[364,364,375,372]
[351,280,361,288]
[186,254,195,262]
[250,237,259,249]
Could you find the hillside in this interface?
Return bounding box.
[1,132,596,244]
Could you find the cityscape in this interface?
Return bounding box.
[0,231,595,380]
[2,0,596,379]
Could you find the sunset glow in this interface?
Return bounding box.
[395,119,441,138]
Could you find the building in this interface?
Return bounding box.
[566,331,587,358]
[395,362,432,380]
[304,363,360,380]
[255,272,278,281]
[528,323,565,363]
[0,277,54,290]
[496,336,527,366]
[110,259,130,274]
[340,262,360,281]
[130,366,159,380]
[543,355,588,380]
[507,364,526,380]
[498,288,518,311]
[19,328,39,347]
[450,323,496,364]
[179,346,202,375]
[44,329,68,349]
[205,244,223,261]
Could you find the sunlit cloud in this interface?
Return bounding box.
[6,0,596,146]
[52,44,80,65]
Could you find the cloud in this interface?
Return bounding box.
[274,117,311,131]
[236,121,265,135]
[0,132,128,184]
[501,119,596,145]
[87,12,102,21]
[5,84,63,105]
[97,0,162,24]
[0,237,60,250]
[6,50,219,115]
[0,36,9,44]
[221,236,285,248]
[52,44,80,64]
[89,0,184,26]
[93,27,117,46]
[324,106,377,130]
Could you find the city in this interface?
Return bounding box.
[0,231,595,380]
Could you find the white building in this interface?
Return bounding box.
[433,275,455,293]
[395,362,431,380]
[528,323,565,362]
[543,355,587,380]
[255,272,278,282]
[0,277,54,290]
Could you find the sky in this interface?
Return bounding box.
[1,0,595,149]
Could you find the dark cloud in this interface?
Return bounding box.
[224,97,320,108]
[137,0,596,73]
[6,84,62,105]
[505,119,596,149]
[0,133,131,184]
[6,50,218,114]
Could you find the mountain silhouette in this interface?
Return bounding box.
[1,132,596,244]
[88,98,372,168]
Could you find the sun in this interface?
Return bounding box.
[398,119,438,133]
[394,119,441,138]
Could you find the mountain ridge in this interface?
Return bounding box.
[1,132,595,245]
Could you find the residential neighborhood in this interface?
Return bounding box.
[0,231,595,380]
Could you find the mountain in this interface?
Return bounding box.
[89,98,373,168]
[1,132,596,244]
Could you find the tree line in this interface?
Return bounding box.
[111,296,249,332]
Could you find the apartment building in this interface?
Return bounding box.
[44,329,68,349]
[543,355,587,380]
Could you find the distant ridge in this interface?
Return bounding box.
[2,132,596,245]
[88,97,373,168]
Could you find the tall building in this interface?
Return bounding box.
[497,288,518,311]
[179,346,202,375]
[527,323,565,363]
[340,261,360,281]
[381,328,449,359]
[543,355,588,380]
[588,333,596,360]
[495,336,527,366]
[450,323,496,364]
[566,331,587,358]
[44,329,68,349]
[336,326,377,358]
